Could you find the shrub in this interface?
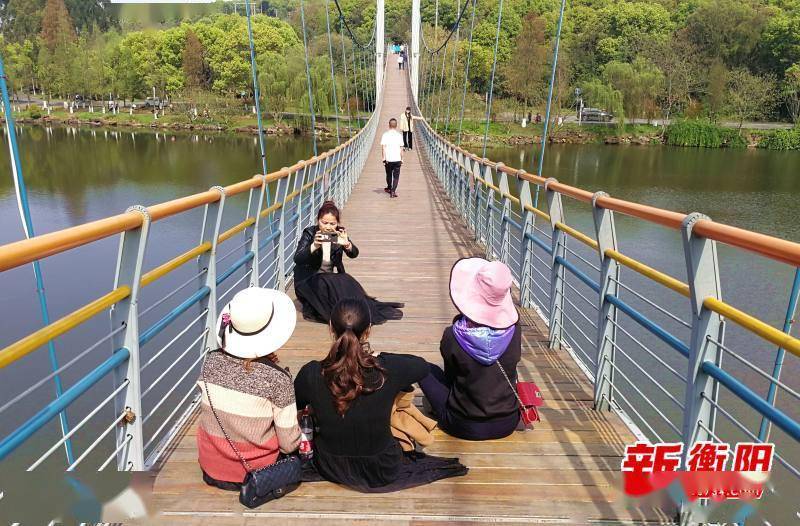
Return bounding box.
[757,128,800,150]
[664,119,746,148]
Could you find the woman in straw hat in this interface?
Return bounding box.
[197,287,301,490]
[294,298,467,492]
[419,257,522,441]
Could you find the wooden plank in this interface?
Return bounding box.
[146,65,667,525]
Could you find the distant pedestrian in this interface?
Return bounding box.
[399,106,420,150]
[381,118,404,198]
[398,53,405,70]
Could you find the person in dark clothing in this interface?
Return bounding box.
[293,201,403,324]
[419,257,522,441]
[294,299,468,492]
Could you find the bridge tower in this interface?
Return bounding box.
[411,0,421,101]
[376,0,385,97]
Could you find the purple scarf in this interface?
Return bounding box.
[452,317,515,366]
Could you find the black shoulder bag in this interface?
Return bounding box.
[202,352,302,508]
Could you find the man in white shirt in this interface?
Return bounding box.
[380,118,404,198]
[398,53,405,70]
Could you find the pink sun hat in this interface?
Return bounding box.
[449,257,519,329]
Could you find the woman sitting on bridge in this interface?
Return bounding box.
[293,200,403,324]
[419,258,522,441]
[294,298,468,492]
[197,287,301,491]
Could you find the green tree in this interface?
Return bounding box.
[783,64,800,126]
[2,0,45,43]
[603,58,664,121]
[500,13,548,114]
[706,60,728,122]
[581,77,625,132]
[641,31,703,120]
[725,68,778,128]
[684,0,768,68]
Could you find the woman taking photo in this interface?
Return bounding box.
[294,298,467,492]
[197,287,301,490]
[293,200,403,324]
[419,257,522,441]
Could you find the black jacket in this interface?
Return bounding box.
[293,225,359,285]
[440,316,521,421]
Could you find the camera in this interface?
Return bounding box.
[317,227,346,245]
[317,232,339,244]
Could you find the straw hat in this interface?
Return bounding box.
[215,287,296,359]
[449,257,519,329]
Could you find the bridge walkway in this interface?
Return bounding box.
[145,65,672,525]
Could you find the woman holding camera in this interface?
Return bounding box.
[293,201,403,324]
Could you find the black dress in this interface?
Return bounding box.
[294,353,468,492]
[293,226,403,324]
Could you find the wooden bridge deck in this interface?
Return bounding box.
[143,66,673,525]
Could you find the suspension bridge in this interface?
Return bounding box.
[1,1,799,525]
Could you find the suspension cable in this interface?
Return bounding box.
[351,35,363,129]
[299,0,317,156]
[535,0,567,207]
[434,37,449,128]
[444,11,460,133]
[339,16,353,136]
[324,0,340,143]
[482,0,505,157]
[332,0,375,49]
[457,0,476,145]
[420,0,472,54]
[244,1,268,177]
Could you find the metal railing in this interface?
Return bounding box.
[0,79,383,472]
[417,116,800,523]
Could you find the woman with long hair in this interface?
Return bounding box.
[294,298,467,492]
[293,200,403,324]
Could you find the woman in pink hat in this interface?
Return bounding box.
[419,257,522,440]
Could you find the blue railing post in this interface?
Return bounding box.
[198,187,226,338]
[246,176,267,287]
[680,213,724,457]
[591,192,619,411]
[518,171,536,309]
[545,178,566,349]
[110,206,151,470]
[759,268,800,441]
[496,164,512,265]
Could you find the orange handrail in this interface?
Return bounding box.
[0,212,143,272]
[426,120,800,267]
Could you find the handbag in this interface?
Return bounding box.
[496,361,544,427]
[202,352,302,508]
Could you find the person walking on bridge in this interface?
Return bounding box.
[381,118,404,198]
[397,52,405,70]
[399,107,420,150]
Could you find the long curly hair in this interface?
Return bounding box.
[321,298,386,416]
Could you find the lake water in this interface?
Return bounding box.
[1,127,798,523]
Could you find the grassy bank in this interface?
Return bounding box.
[5,106,369,137]
[7,107,800,150]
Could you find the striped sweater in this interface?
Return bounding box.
[197,351,301,483]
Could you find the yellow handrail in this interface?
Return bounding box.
[704,297,800,358]
[605,249,690,298]
[555,222,598,250]
[0,286,131,369]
